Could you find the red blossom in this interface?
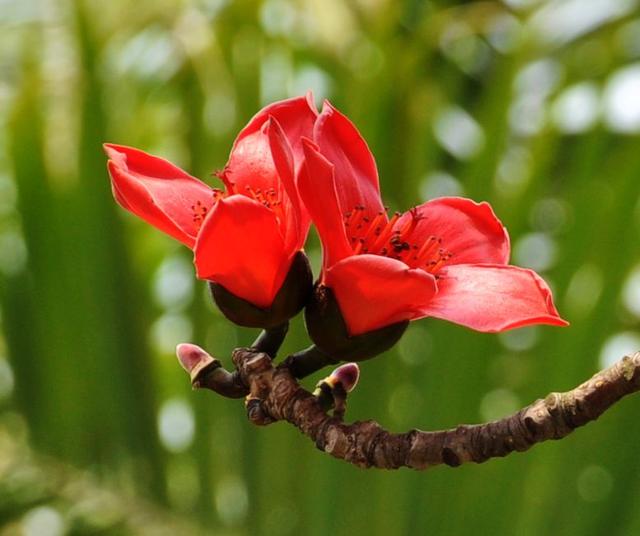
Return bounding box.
[105,94,317,309]
[298,102,568,336]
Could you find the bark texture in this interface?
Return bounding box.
[193,349,640,470]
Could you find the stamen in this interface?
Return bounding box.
[422,249,454,274]
[396,213,416,241]
[215,166,236,194]
[345,205,366,230]
[414,236,439,264]
[361,211,387,245]
[369,212,401,253]
[428,257,447,274]
[242,185,287,226]
[246,186,269,206]
[191,200,209,230]
[340,204,454,274]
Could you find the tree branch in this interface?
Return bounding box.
[186,348,640,470]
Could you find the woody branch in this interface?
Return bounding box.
[180,346,640,470]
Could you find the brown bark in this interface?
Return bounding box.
[192,349,640,470]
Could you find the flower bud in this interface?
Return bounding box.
[176,343,248,397]
[210,251,313,328]
[327,363,360,393]
[176,343,219,384]
[304,284,408,361]
[313,363,360,416]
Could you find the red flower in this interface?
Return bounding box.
[298,102,568,336]
[105,95,317,309]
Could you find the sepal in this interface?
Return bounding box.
[210,251,313,328]
[304,284,408,361]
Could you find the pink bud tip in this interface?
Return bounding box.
[176,343,213,374]
[329,363,360,393]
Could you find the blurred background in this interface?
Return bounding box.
[2,0,640,534]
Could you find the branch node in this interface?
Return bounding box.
[245,396,275,425]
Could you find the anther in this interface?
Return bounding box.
[361,211,386,244]
[191,200,209,229]
[414,236,438,264]
[369,212,400,252]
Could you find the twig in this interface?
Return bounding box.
[185,348,640,470]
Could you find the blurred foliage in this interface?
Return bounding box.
[1,0,640,534]
[0,416,205,536]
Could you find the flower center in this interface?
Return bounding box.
[244,185,285,226]
[191,186,286,232]
[190,189,223,230]
[343,206,453,274]
[191,199,210,229]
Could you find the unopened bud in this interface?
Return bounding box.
[176,343,248,397]
[176,343,219,384]
[313,362,360,417]
[327,363,360,393]
[210,251,313,328]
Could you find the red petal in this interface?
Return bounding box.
[266,117,310,251]
[193,195,289,308]
[314,101,385,219]
[325,254,438,336]
[419,264,569,332]
[235,93,317,166]
[222,94,318,194]
[222,123,279,196]
[396,197,510,267]
[104,144,212,248]
[299,139,352,270]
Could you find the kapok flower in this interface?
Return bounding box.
[298,102,567,344]
[105,95,318,323]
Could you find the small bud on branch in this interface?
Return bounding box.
[313,363,360,419]
[179,347,640,470]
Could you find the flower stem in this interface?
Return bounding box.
[251,322,289,358]
[283,345,339,379]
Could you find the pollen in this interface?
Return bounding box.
[343,205,453,274]
[245,185,286,225]
[212,188,225,203]
[191,200,209,230]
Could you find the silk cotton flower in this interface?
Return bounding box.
[105,95,317,311]
[298,102,568,337]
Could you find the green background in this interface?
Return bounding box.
[2,0,640,534]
